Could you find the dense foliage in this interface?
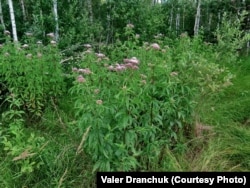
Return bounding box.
[0,0,250,187]
[0,0,249,48]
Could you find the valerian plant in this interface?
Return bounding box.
[69,20,235,171]
[0,34,65,118]
[69,29,211,171]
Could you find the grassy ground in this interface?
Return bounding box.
[184,55,250,171]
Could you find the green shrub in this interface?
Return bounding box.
[0,38,65,118]
[69,27,233,171]
[0,95,46,187]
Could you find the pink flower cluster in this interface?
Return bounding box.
[126,23,134,28]
[95,52,109,61]
[78,68,92,75]
[144,42,161,51]
[72,67,92,83]
[72,67,92,75]
[77,75,86,83]
[96,100,103,105]
[96,53,106,58]
[107,57,140,72]
[150,43,161,50]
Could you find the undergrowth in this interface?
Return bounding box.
[187,55,250,172]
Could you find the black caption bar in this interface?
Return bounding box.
[97,172,250,188]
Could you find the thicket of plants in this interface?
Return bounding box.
[0,0,250,187]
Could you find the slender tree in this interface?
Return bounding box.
[53,0,59,41]
[20,0,27,21]
[217,11,221,29]
[194,0,201,35]
[105,1,113,45]
[169,4,173,31]
[208,13,212,32]
[7,0,18,42]
[176,8,180,35]
[0,0,5,30]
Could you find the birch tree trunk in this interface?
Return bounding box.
[217,12,221,29]
[169,4,173,31]
[176,9,180,35]
[0,0,5,30]
[53,0,59,41]
[8,0,18,42]
[194,0,201,36]
[242,0,249,55]
[20,0,26,21]
[208,13,212,32]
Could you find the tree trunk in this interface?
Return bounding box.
[194,0,201,36]
[208,13,212,32]
[106,1,113,45]
[217,12,221,29]
[20,0,26,21]
[0,0,5,30]
[8,0,18,42]
[169,4,173,31]
[53,0,59,41]
[176,9,180,35]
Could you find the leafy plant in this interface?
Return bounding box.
[68,26,234,171]
[0,36,65,118]
[215,11,250,64]
[0,95,46,186]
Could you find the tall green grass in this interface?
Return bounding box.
[185,55,250,171]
